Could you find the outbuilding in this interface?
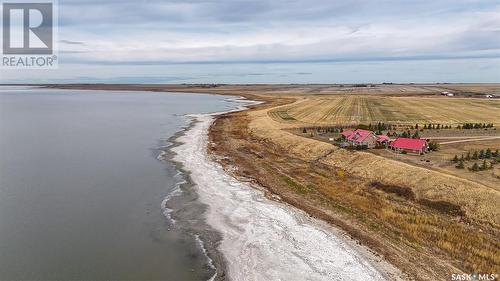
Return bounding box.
[389,137,428,154]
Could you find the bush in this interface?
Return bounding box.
[428,141,440,151]
[469,163,480,172]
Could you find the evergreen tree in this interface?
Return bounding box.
[481,160,488,170]
[470,163,479,172]
[412,131,420,139]
[302,128,307,134]
[466,152,471,161]
[452,155,458,162]
[456,160,465,169]
[486,148,492,159]
[472,151,478,160]
[479,150,485,159]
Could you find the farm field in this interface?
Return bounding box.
[277,96,500,126]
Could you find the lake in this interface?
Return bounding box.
[0,87,236,280]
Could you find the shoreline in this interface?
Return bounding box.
[169,99,402,280]
[162,97,262,281]
[161,117,227,281]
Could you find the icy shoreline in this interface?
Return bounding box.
[171,104,397,280]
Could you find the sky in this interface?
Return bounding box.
[1,0,500,83]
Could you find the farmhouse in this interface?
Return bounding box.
[389,137,428,154]
[341,129,377,148]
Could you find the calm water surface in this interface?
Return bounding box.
[0,87,236,280]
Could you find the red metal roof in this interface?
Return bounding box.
[344,129,373,142]
[341,130,354,138]
[390,137,427,150]
[376,135,390,142]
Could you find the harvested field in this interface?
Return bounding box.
[280,96,500,126]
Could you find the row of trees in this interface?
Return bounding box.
[458,123,494,129]
[366,122,392,133]
[301,122,494,135]
[455,159,494,171]
[452,148,500,162]
[421,124,453,130]
[387,130,421,139]
[416,123,494,130]
[302,126,345,134]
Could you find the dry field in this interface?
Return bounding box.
[275,96,500,126]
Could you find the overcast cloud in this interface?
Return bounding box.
[1,0,499,82]
[55,0,500,64]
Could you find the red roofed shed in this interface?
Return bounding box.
[389,137,428,154]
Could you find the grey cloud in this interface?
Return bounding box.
[60,39,86,45]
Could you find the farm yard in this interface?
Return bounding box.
[369,138,500,191]
[273,95,500,126]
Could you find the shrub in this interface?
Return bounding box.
[481,160,488,170]
[428,141,440,151]
[485,148,492,159]
[469,163,480,172]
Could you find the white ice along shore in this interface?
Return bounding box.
[172,102,394,281]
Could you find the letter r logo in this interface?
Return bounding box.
[2,3,53,54]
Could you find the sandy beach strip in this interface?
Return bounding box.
[171,102,400,281]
